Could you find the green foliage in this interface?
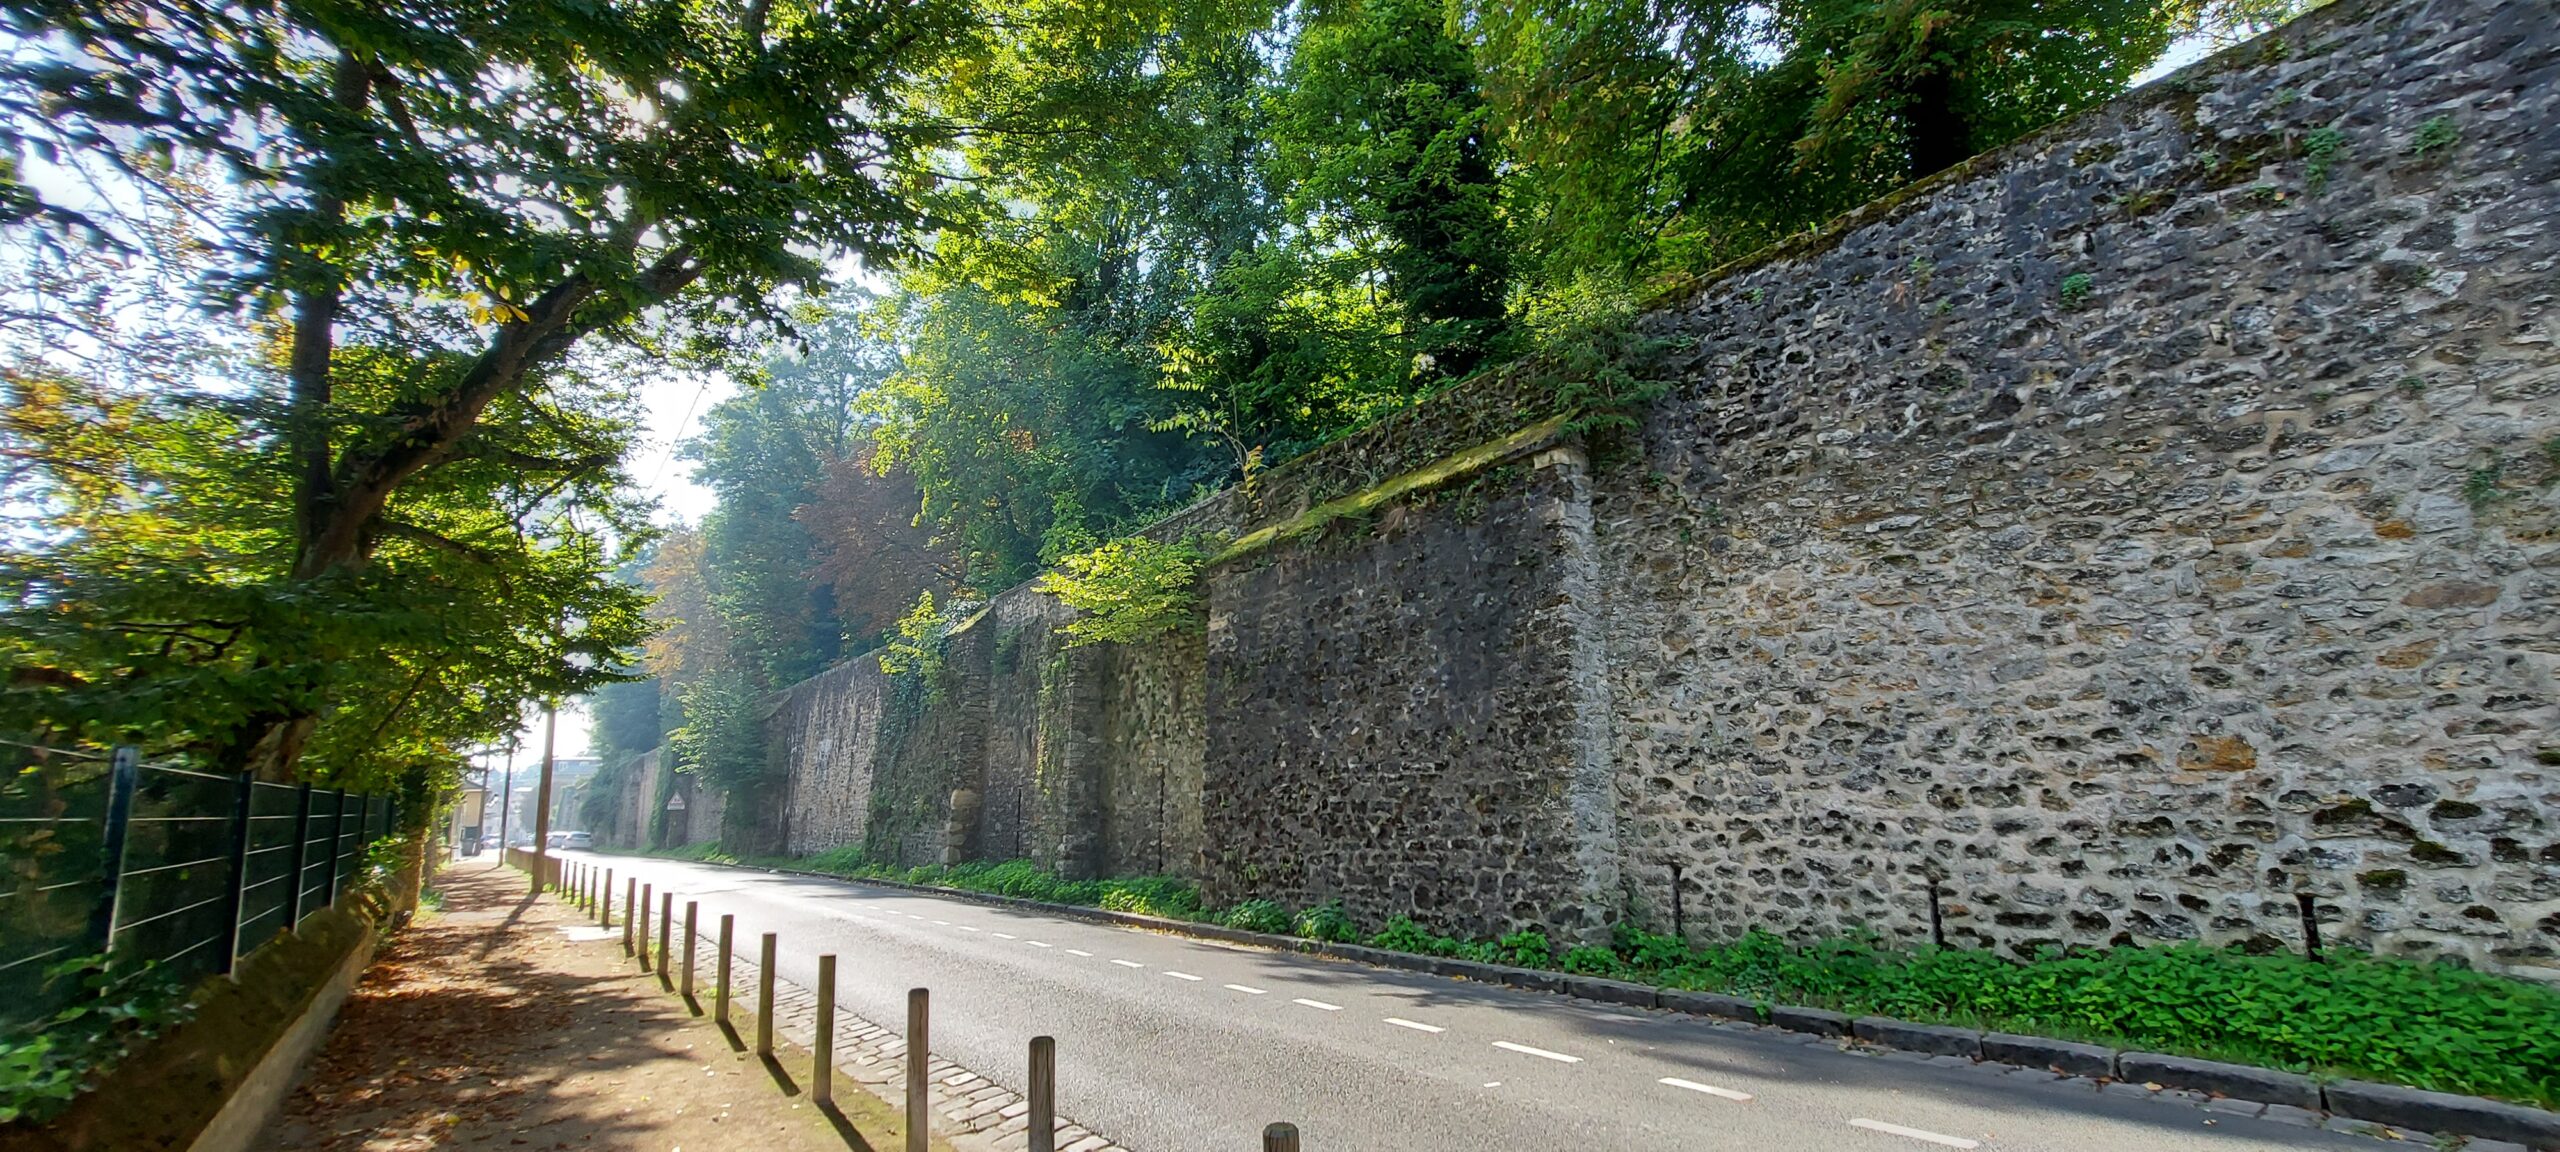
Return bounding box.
[1523,270,1676,436]
[1560,944,1621,975]
[2408,115,2461,158]
[877,591,952,686]
[1218,899,1294,934]
[2301,126,2346,194]
[789,855,1208,922]
[668,669,769,799]
[2059,272,2096,310]
[0,958,195,1124]
[1294,901,1360,944]
[1038,536,1210,647]
[1,0,984,783]
[652,842,743,865]
[2464,459,2507,510]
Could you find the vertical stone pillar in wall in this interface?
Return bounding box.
[1531,444,1624,940]
[1037,642,1110,879]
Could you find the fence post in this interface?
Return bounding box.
[352,795,369,874]
[813,954,836,1107]
[86,746,141,952]
[1263,1122,1301,1152]
[716,914,734,1027]
[323,790,347,907]
[756,933,777,1057]
[623,878,636,955]
[638,884,653,970]
[1028,1036,1056,1152]
[604,869,615,929]
[905,987,929,1152]
[286,782,312,929]
[218,771,253,973]
[682,900,699,1007]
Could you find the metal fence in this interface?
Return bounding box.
[0,746,394,1031]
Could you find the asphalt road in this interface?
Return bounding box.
[554,852,2377,1152]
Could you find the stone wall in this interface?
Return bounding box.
[721,0,2558,976]
[1601,0,2560,971]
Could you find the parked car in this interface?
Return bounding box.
[546,830,594,849]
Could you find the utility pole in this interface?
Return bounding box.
[531,704,557,897]
[495,739,516,866]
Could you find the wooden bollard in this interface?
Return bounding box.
[755,932,777,1056]
[905,988,930,1152]
[657,891,673,990]
[1264,1122,1301,1152]
[681,900,699,1007]
[1028,1036,1056,1152]
[715,914,735,1026]
[638,884,652,969]
[814,954,837,1106]
[607,870,620,933]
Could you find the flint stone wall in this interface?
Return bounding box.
[716,0,2557,975]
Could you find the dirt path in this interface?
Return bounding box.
[259,860,925,1152]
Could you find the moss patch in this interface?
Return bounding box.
[1210,414,1572,567]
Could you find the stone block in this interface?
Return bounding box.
[1493,965,1566,994]
[1564,976,1659,1009]
[2324,1079,2560,1147]
[1980,1032,2116,1079]
[1769,1006,1850,1037]
[1659,990,1763,1023]
[2116,1053,2319,1110]
[1852,1017,1983,1059]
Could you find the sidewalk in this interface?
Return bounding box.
[257,860,926,1152]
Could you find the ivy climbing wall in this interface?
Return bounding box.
[733,0,2560,977]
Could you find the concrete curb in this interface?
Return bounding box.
[736,863,2560,1151]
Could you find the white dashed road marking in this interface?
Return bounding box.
[1163,971,1203,981]
[1025,940,1052,948]
[1292,998,1342,1011]
[931,919,950,925]
[1224,984,1267,995]
[957,925,981,932]
[1384,1018,1444,1033]
[1067,949,1093,957]
[992,932,1016,939]
[1112,959,1146,968]
[1659,1078,1752,1102]
[1492,1041,1581,1064]
[1849,1119,1980,1149]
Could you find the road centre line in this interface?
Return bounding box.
[1224,984,1266,995]
[992,932,1016,939]
[1849,1119,1980,1149]
[1659,1077,1752,1102]
[1292,998,1342,1011]
[1163,971,1203,981]
[1112,959,1146,968]
[1026,941,1052,948]
[1067,949,1093,957]
[958,925,981,932]
[1384,1018,1444,1033]
[1491,1041,1581,1064]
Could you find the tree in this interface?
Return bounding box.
[0,0,980,779]
[1281,0,1512,381]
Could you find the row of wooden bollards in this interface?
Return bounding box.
[547,857,1306,1151]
